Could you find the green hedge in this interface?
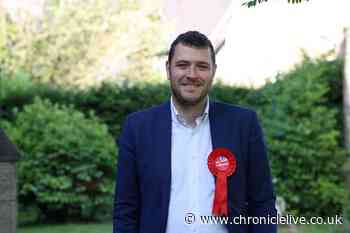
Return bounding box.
[0,56,348,219]
[1,98,116,222]
[257,57,347,217]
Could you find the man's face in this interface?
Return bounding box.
[166,43,216,106]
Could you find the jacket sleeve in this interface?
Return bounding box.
[246,111,277,233]
[113,116,140,233]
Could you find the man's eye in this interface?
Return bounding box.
[176,64,188,68]
[198,65,209,70]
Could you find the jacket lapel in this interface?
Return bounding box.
[209,101,229,149]
[153,101,172,233]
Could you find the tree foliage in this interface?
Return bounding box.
[0,0,167,87]
[243,0,310,7]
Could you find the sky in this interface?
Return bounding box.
[217,0,350,87]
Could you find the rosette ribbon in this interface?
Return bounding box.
[208,148,237,216]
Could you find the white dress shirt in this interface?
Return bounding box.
[165,97,228,233]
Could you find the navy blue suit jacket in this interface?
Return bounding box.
[113,101,277,233]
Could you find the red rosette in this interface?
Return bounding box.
[208,148,237,216]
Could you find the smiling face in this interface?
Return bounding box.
[166,43,216,107]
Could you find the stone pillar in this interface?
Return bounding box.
[344,27,350,150]
[0,129,19,233]
[342,26,350,232]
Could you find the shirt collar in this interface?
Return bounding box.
[170,96,209,128]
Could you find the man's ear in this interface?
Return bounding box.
[166,61,170,80]
[212,63,217,77]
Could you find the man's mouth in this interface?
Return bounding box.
[181,83,201,87]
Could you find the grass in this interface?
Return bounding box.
[280,224,338,233]
[18,222,112,233]
[18,222,338,233]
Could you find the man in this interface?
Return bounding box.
[114,31,277,233]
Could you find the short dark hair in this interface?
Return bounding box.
[168,31,216,65]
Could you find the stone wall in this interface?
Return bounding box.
[0,129,19,233]
[0,163,17,233]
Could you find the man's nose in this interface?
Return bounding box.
[187,65,198,78]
